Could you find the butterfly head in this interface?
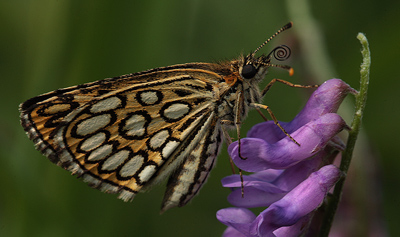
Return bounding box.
[239,22,294,81]
[240,45,293,81]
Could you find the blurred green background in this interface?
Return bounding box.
[1,0,398,236]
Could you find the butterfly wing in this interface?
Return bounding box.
[20,64,228,207]
[160,118,223,212]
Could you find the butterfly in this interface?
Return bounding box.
[20,22,315,212]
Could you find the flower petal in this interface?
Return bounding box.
[273,214,313,237]
[229,114,346,171]
[222,227,248,237]
[227,187,286,208]
[287,79,356,129]
[217,207,256,236]
[222,174,282,191]
[251,169,284,181]
[247,120,289,144]
[247,79,354,143]
[271,150,324,190]
[221,173,279,188]
[254,165,341,235]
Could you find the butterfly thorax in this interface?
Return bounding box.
[216,55,270,126]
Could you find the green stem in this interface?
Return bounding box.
[320,33,371,236]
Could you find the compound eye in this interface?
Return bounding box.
[241,64,257,79]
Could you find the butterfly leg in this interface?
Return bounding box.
[261,78,318,96]
[234,90,247,160]
[255,107,269,121]
[234,90,247,197]
[221,122,246,197]
[250,103,300,146]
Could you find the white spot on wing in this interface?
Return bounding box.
[80,132,106,151]
[87,144,113,161]
[163,103,190,120]
[90,97,122,113]
[139,165,157,182]
[102,150,130,171]
[123,114,146,137]
[162,140,180,158]
[140,91,159,105]
[149,130,169,149]
[76,114,111,136]
[119,154,144,177]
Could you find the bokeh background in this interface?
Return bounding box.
[1,0,398,236]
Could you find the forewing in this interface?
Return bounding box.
[20,67,223,202]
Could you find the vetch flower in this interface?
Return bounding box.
[229,79,355,171]
[217,165,341,236]
[217,79,356,236]
[222,149,331,208]
[252,165,341,236]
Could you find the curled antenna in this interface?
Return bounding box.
[251,22,293,57]
[259,45,294,76]
[267,45,291,61]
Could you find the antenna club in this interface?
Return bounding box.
[289,68,294,76]
[252,22,294,56]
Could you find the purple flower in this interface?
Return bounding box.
[217,165,341,236]
[217,79,355,236]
